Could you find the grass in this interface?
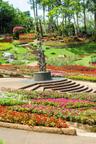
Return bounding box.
[0,42,13,51]
[44,47,75,57]
[44,42,96,66]
[68,42,96,55]
[0,41,96,66]
[0,42,36,64]
[73,55,92,66]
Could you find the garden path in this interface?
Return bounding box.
[0,78,34,91]
[0,127,96,144]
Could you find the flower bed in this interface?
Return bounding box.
[47,65,96,76]
[0,64,96,80]
[0,65,38,76]
[5,89,96,102]
[19,33,36,43]
[68,75,96,82]
[1,90,96,128]
[0,106,68,128]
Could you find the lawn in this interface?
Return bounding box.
[44,42,96,66]
[0,41,96,67]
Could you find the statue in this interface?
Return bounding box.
[36,19,46,72]
[37,41,46,72]
[33,18,51,81]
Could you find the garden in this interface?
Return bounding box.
[0,0,96,136]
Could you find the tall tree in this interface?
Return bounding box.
[87,0,96,39]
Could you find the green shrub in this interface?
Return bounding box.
[0,98,25,106]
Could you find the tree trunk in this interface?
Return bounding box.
[43,6,45,24]
[83,0,87,34]
[32,0,36,18]
[35,0,38,17]
[73,14,77,36]
[76,12,79,35]
[94,10,96,40]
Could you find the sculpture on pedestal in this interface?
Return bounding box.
[37,41,46,72]
[33,19,51,81]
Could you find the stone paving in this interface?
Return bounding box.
[0,78,34,90]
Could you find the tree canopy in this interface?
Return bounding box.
[0,0,33,34]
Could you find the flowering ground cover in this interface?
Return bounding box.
[0,105,68,128]
[47,65,96,76]
[68,75,96,82]
[19,33,36,43]
[0,64,96,82]
[47,65,96,82]
[0,90,96,129]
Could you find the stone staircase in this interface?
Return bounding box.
[20,78,96,93]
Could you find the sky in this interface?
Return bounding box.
[3,0,43,17]
[3,0,31,12]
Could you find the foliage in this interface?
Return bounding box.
[0,43,13,51]
[28,0,96,37]
[0,42,36,64]
[0,0,34,34]
[4,89,96,102]
[0,97,25,106]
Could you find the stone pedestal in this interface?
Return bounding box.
[33,71,52,81]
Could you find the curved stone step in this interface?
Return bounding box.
[93,90,96,93]
[20,78,68,89]
[43,82,76,90]
[39,80,72,87]
[38,78,68,85]
[60,85,85,92]
[70,86,89,93]
[20,83,37,90]
[50,84,80,91]
[24,84,40,91]
[19,78,96,93]
[84,88,93,93]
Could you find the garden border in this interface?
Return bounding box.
[68,122,96,132]
[0,121,76,135]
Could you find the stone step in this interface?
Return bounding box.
[84,88,93,93]
[93,90,96,93]
[39,80,72,87]
[25,84,40,91]
[60,85,85,92]
[19,78,95,93]
[44,84,80,90]
[43,82,76,89]
[20,83,37,90]
[19,78,68,89]
[38,78,68,85]
[46,83,80,91]
[71,86,89,93]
